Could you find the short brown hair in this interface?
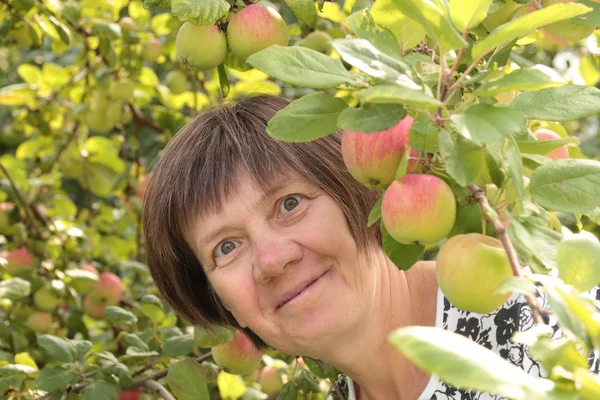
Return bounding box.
[143,94,381,349]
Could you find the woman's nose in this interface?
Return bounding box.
[252,235,303,283]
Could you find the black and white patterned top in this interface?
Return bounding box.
[330,285,600,400]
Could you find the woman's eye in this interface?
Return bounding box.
[214,240,239,257]
[280,194,302,214]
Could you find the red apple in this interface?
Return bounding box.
[382,174,457,245]
[25,311,53,333]
[83,295,105,319]
[89,272,123,307]
[533,129,569,160]
[1,248,35,274]
[118,388,144,400]
[342,116,419,189]
[211,330,262,375]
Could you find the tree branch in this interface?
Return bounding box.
[145,380,175,400]
[127,104,163,133]
[468,183,544,324]
[0,161,40,238]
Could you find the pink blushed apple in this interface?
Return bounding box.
[533,129,569,160]
[211,330,262,375]
[1,248,35,274]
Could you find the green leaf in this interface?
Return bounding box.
[266,93,348,142]
[162,333,195,358]
[17,64,42,86]
[516,137,579,156]
[0,277,31,301]
[103,306,138,327]
[37,335,78,363]
[284,0,316,27]
[556,234,600,292]
[381,223,424,270]
[530,159,600,213]
[449,0,493,31]
[247,46,362,89]
[338,103,406,133]
[171,0,230,26]
[367,197,383,228]
[124,333,150,351]
[140,294,165,323]
[370,0,426,51]
[0,83,36,106]
[36,367,80,393]
[494,277,539,297]
[331,39,420,88]
[388,326,550,399]
[472,3,593,59]
[80,380,119,400]
[277,382,298,400]
[509,85,600,122]
[145,0,172,9]
[217,371,245,399]
[0,376,25,396]
[503,136,525,206]
[344,9,402,57]
[475,68,563,96]
[101,363,132,389]
[409,113,439,152]
[194,326,235,348]
[356,85,444,110]
[217,63,230,98]
[450,104,526,144]
[571,0,600,26]
[438,130,484,187]
[389,0,467,51]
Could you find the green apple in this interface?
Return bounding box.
[110,80,135,101]
[165,70,188,94]
[227,4,289,62]
[33,287,61,312]
[295,31,332,53]
[382,174,457,245]
[176,23,228,71]
[141,38,162,62]
[436,233,513,314]
[258,365,284,395]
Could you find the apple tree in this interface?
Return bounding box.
[1,0,600,399]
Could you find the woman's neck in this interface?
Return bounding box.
[324,256,439,400]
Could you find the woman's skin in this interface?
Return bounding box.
[188,170,439,400]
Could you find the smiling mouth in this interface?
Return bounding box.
[277,271,327,309]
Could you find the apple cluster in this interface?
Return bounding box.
[175,4,289,72]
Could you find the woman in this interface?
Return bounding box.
[143,94,599,400]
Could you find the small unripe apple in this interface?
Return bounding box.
[119,17,137,33]
[176,23,228,71]
[25,312,53,333]
[227,4,289,62]
[89,272,123,307]
[33,287,62,312]
[382,174,456,245]
[165,70,188,94]
[541,0,596,42]
[295,31,332,53]
[342,116,418,190]
[83,295,105,319]
[258,365,284,395]
[110,80,135,101]
[211,330,262,375]
[1,248,35,274]
[437,233,513,314]
[533,129,569,160]
[141,38,162,62]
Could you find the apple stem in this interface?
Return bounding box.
[145,379,176,400]
[468,183,545,325]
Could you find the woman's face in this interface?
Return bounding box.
[188,171,377,355]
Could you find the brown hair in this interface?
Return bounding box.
[143,94,381,349]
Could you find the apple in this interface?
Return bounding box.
[33,287,62,312]
[258,365,284,395]
[165,70,188,94]
[295,31,332,53]
[118,388,144,400]
[119,17,137,33]
[541,0,596,42]
[89,272,123,307]
[71,264,100,294]
[533,129,569,160]
[436,233,513,314]
[83,295,105,319]
[176,23,228,71]
[25,312,53,333]
[1,248,35,274]
[110,80,135,101]
[227,4,289,62]
[141,38,162,62]
[342,116,418,190]
[211,330,262,375]
[382,174,457,245]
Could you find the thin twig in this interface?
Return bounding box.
[313,359,346,400]
[145,380,175,400]
[127,104,163,133]
[0,161,40,238]
[468,183,544,324]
